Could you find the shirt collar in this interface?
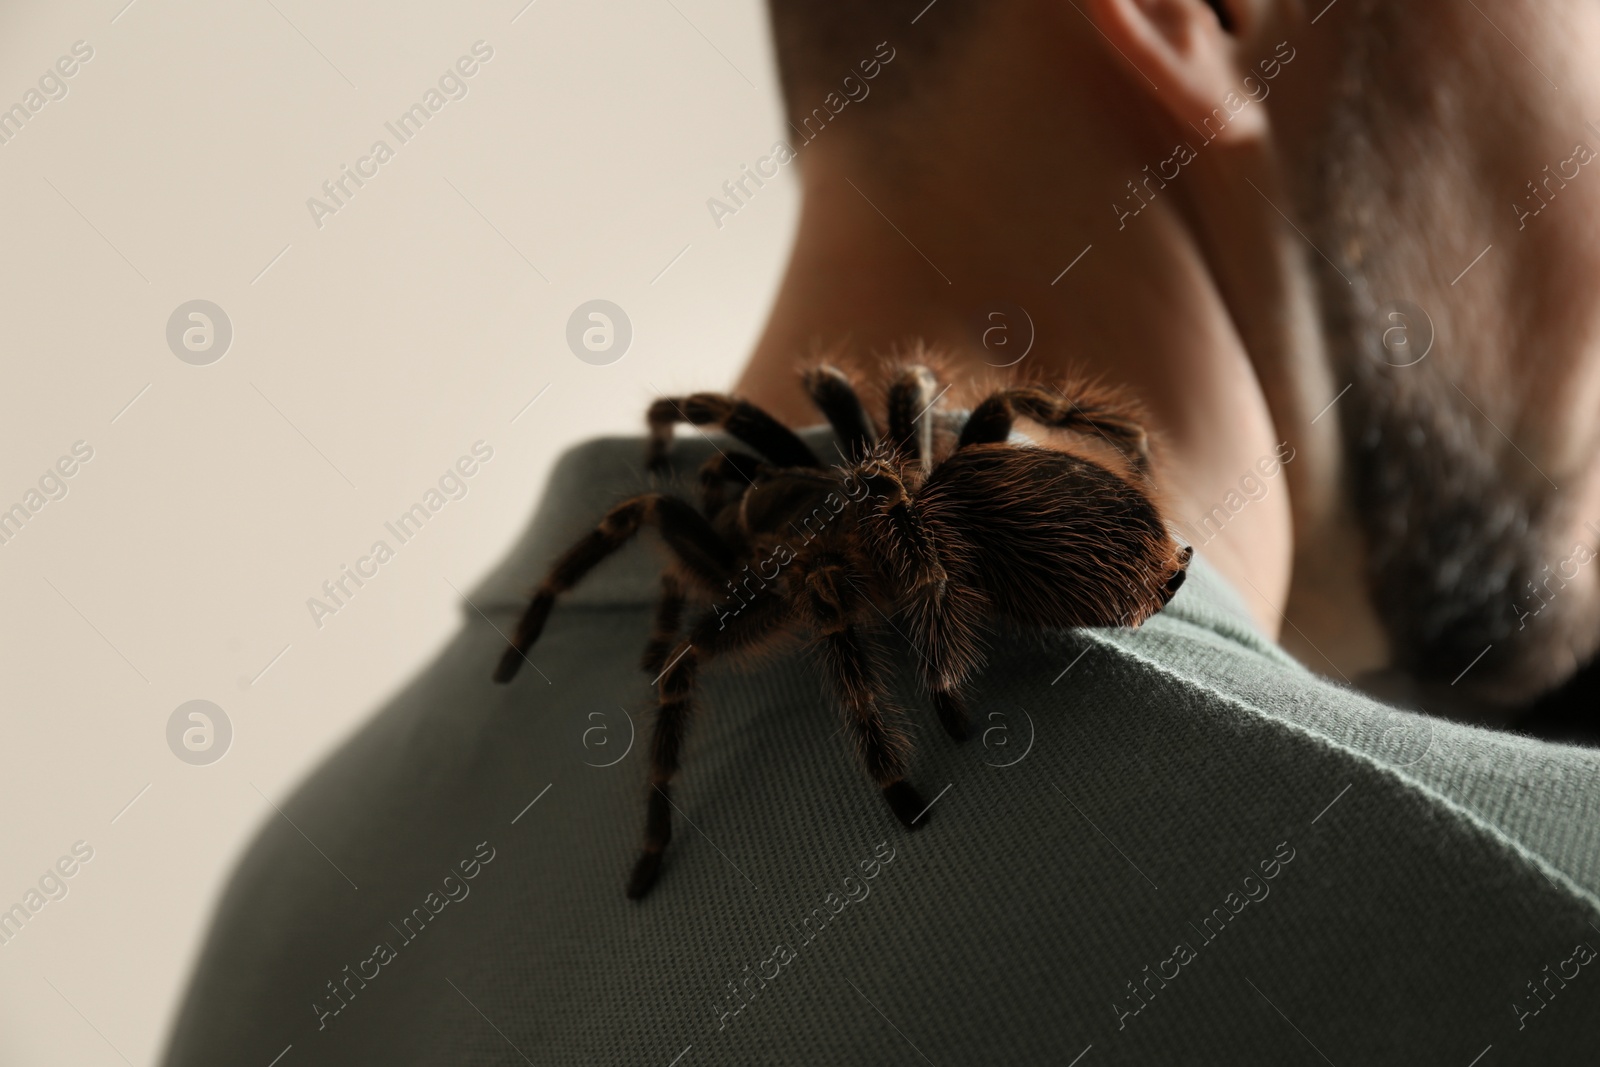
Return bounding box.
[468,428,1272,652]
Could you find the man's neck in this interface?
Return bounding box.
[737,153,1296,639]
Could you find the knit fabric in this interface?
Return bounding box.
[163,431,1600,1066]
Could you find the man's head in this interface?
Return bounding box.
[764,1,968,115]
[754,0,1600,705]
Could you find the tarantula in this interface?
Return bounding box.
[493,363,1192,899]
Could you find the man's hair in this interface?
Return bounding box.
[764,1,1234,123]
[764,0,978,119]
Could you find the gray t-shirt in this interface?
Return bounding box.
[163,432,1600,1065]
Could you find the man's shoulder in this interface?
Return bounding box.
[163,494,1600,1065]
[1095,560,1600,903]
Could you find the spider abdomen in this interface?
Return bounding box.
[915,444,1187,631]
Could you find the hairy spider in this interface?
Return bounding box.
[493,363,1192,900]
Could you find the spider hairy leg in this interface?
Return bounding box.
[641,573,687,676]
[858,458,946,593]
[885,364,942,475]
[646,393,821,472]
[852,458,981,741]
[880,496,990,743]
[800,555,927,830]
[801,365,879,461]
[494,493,734,683]
[930,691,969,741]
[696,450,767,517]
[958,385,1152,476]
[905,563,990,742]
[954,395,1014,449]
[822,623,926,828]
[628,594,792,900]
[630,628,699,899]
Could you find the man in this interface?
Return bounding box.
[165,0,1600,1062]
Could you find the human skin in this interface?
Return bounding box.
[735,0,1600,714]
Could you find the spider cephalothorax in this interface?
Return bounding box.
[493,363,1192,899]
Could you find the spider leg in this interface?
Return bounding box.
[640,572,687,676]
[629,594,792,900]
[862,486,986,742]
[885,364,941,475]
[903,575,991,742]
[799,553,926,829]
[852,457,984,740]
[647,393,821,472]
[957,384,1152,475]
[859,464,947,596]
[801,364,879,461]
[493,493,734,683]
[696,450,767,517]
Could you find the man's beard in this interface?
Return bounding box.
[1300,11,1598,705]
[1315,278,1580,702]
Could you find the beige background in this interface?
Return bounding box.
[0,1,792,1062]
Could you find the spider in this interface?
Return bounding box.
[493,363,1192,899]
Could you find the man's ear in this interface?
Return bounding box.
[1084,0,1265,143]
